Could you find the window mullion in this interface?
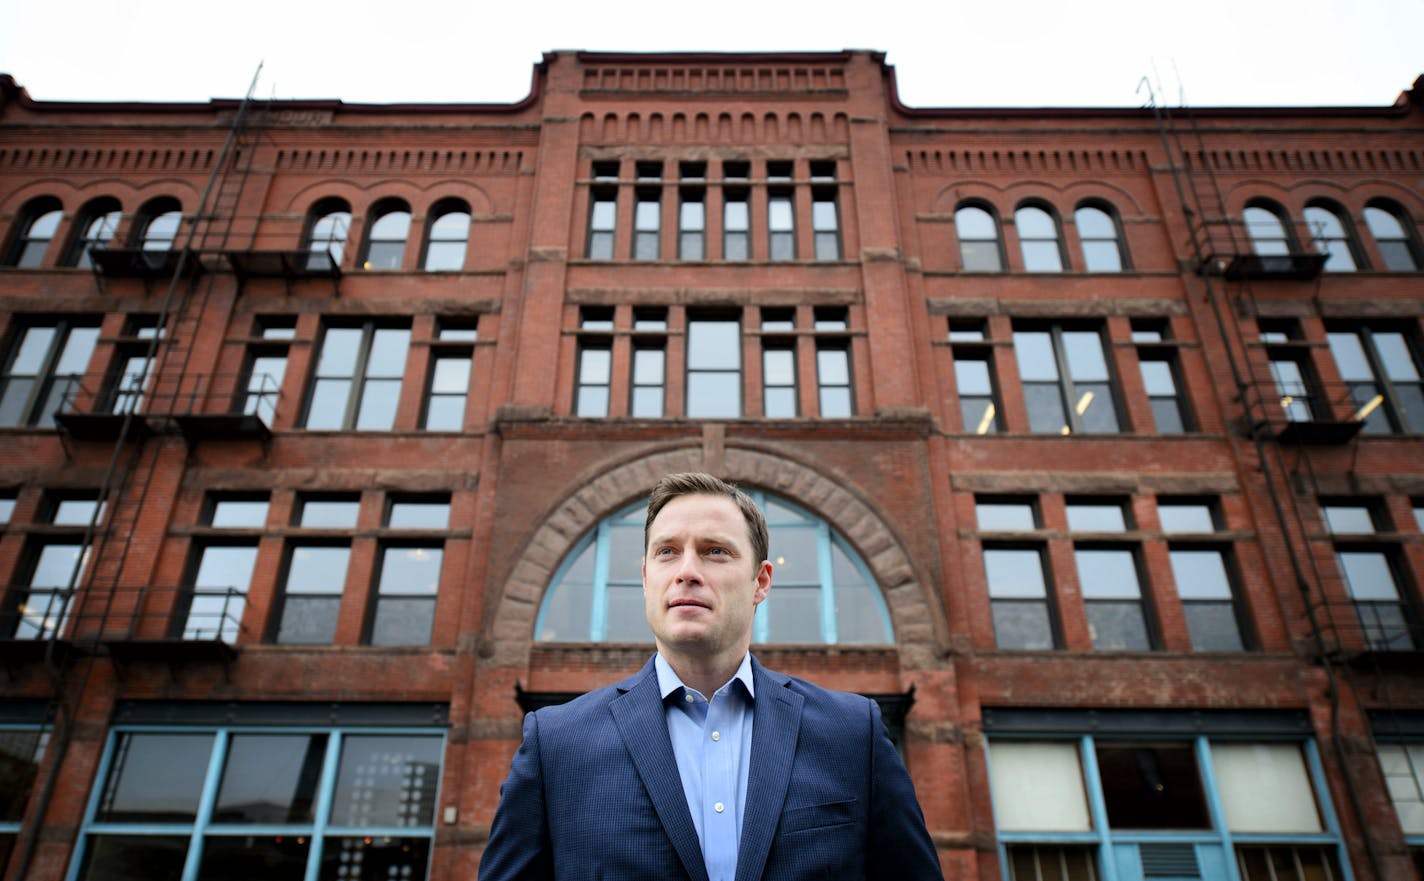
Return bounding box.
[347,325,375,430]
[1077,735,1118,881]
[178,728,230,881]
[1194,736,1245,881]
[1051,329,1081,434]
[817,521,837,643]
[305,729,345,881]
[590,523,612,640]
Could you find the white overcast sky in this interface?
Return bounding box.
[0,0,1419,109]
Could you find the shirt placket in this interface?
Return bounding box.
[702,688,739,881]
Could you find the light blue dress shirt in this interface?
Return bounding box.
[655,652,756,881]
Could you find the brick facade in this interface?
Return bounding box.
[1,52,1423,881]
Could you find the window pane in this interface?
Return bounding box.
[994,602,1055,650]
[388,502,449,529]
[1014,332,1058,380]
[1184,602,1245,652]
[317,328,362,375]
[605,584,650,642]
[77,835,189,881]
[1211,743,1322,832]
[317,837,429,881]
[988,741,1091,832]
[539,544,595,640]
[816,348,850,385]
[214,734,327,823]
[198,835,310,881]
[304,378,350,429]
[1169,549,1232,599]
[276,597,340,644]
[1023,383,1067,434]
[764,387,796,418]
[763,586,821,642]
[96,733,214,822]
[300,499,360,528]
[370,597,436,647]
[287,547,350,592]
[329,735,442,827]
[1086,600,1151,650]
[984,549,1047,597]
[633,348,664,385]
[1066,504,1127,532]
[210,500,269,528]
[430,358,470,394]
[355,378,401,430]
[769,526,818,584]
[1159,503,1214,533]
[1337,551,1400,600]
[1095,742,1209,829]
[378,547,443,595]
[977,503,1036,531]
[1323,505,1374,534]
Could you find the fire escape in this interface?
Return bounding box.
[1147,85,1416,881]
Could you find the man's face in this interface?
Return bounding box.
[642,493,772,663]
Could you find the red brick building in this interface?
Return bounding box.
[1,50,1423,881]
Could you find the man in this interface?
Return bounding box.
[479,472,943,881]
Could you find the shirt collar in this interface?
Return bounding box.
[655,652,755,702]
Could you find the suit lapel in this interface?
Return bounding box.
[735,659,804,881]
[610,660,710,881]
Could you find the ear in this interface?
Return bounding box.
[752,559,772,605]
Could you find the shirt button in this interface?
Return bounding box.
[711,731,720,742]
[714,802,725,813]
[684,693,694,703]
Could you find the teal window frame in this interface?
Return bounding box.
[987,733,1352,881]
[68,723,444,881]
[534,492,894,645]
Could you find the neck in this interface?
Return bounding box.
[660,646,746,698]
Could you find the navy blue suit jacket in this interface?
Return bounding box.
[479,655,943,881]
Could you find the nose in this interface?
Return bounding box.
[674,549,702,584]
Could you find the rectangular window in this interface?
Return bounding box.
[763,344,797,418]
[103,317,161,415]
[724,190,749,261]
[1138,354,1189,433]
[75,725,443,881]
[984,547,1057,650]
[956,356,1000,434]
[1377,743,1424,835]
[812,188,840,260]
[4,494,103,640]
[816,344,852,417]
[1075,548,1152,650]
[679,190,705,260]
[575,343,611,418]
[634,189,660,260]
[686,316,741,418]
[0,724,49,858]
[1014,325,1120,434]
[631,343,665,418]
[1005,845,1099,881]
[977,498,1038,531]
[1268,354,1322,422]
[768,192,795,260]
[183,544,257,642]
[241,317,294,423]
[1328,325,1424,434]
[0,320,100,428]
[1324,502,1419,651]
[368,545,442,646]
[422,322,476,431]
[273,545,350,645]
[303,324,410,431]
[587,188,616,260]
[1169,548,1246,651]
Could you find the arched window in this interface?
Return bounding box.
[304,198,352,270]
[536,495,894,645]
[1074,203,1127,272]
[422,201,471,271]
[66,198,122,267]
[1364,201,1422,271]
[1243,202,1292,256]
[1015,204,1064,272]
[5,198,64,268]
[954,204,1003,271]
[1303,202,1359,271]
[361,201,411,270]
[132,199,182,252]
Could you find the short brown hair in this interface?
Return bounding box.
[644,472,769,565]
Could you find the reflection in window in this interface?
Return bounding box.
[1304,204,1358,271]
[1169,549,1246,651]
[1244,203,1291,256]
[76,727,442,881]
[1364,202,1422,271]
[1014,326,1120,434]
[0,320,100,428]
[305,201,351,269]
[272,546,351,644]
[1015,205,1063,272]
[303,324,410,431]
[955,356,999,434]
[1074,204,1125,271]
[955,205,1002,271]
[422,205,470,271]
[6,201,63,268]
[1075,548,1151,650]
[686,317,742,418]
[67,201,122,268]
[368,545,442,646]
[536,496,893,645]
[984,548,1056,650]
[362,205,411,270]
[1328,326,1424,435]
[182,544,257,642]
